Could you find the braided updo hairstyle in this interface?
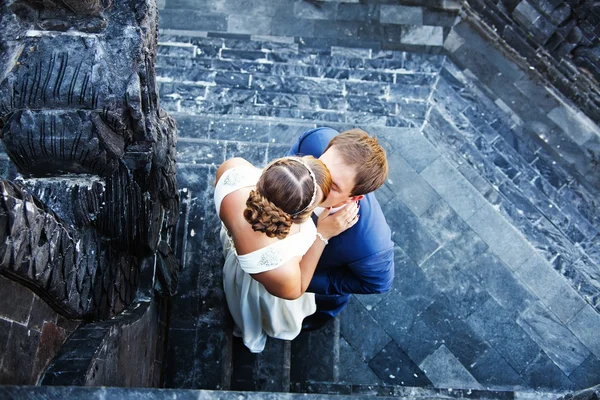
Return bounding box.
[244,156,332,239]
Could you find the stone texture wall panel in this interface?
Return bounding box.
[465,0,600,124]
[0,0,179,386]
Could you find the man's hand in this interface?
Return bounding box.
[316,201,359,240]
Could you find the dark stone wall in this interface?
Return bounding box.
[40,298,168,387]
[465,0,600,124]
[0,276,79,385]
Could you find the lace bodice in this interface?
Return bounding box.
[214,166,317,274]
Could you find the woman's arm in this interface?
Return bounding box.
[252,202,360,300]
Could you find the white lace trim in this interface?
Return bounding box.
[258,247,282,269]
[222,169,245,187]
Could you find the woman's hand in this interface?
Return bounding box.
[316,201,360,240]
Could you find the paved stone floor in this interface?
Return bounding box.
[156,10,600,393]
[2,0,591,396]
[156,0,600,396]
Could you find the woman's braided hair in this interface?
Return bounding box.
[244,156,332,239]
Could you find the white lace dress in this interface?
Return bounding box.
[214,166,317,353]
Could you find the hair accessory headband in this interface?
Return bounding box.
[263,156,318,217]
[290,157,318,217]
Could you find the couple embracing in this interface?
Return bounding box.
[214,127,394,353]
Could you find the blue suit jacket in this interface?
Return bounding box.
[288,127,394,316]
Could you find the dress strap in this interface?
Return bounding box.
[237,221,317,274]
[214,166,262,215]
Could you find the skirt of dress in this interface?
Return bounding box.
[220,228,316,353]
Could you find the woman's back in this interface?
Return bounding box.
[215,160,301,257]
[213,159,319,353]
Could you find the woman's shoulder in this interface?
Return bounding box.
[215,158,259,185]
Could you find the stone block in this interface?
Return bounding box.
[0,319,11,363]
[339,297,392,362]
[368,341,431,386]
[0,323,40,384]
[404,52,445,73]
[338,338,382,384]
[159,10,228,31]
[517,301,590,376]
[375,128,440,173]
[380,5,423,25]
[401,26,444,46]
[569,355,600,390]
[176,139,225,166]
[420,199,473,241]
[293,1,338,20]
[387,247,438,313]
[420,297,490,367]
[520,351,575,390]
[291,321,337,383]
[381,199,440,266]
[0,277,34,325]
[423,9,458,27]
[568,305,600,359]
[419,345,482,389]
[468,346,525,387]
[384,152,440,216]
[348,70,395,83]
[467,252,538,317]
[422,248,491,320]
[224,141,268,166]
[31,322,68,383]
[421,157,488,221]
[515,254,587,324]
[208,119,270,143]
[466,203,535,270]
[337,4,380,22]
[548,104,600,146]
[467,298,540,374]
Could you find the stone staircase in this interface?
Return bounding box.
[158,32,445,392]
[157,24,600,398]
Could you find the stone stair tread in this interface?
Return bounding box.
[230,337,291,393]
[160,88,426,118]
[156,8,600,394]
[0,385,565,399]
[156,33,443,74]
[164,101,422,128]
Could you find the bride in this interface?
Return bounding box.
[214,156,359,353]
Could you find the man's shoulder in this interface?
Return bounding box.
[293,127,339,158]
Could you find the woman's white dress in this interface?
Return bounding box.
[214,166,317,353]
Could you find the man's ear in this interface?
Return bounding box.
[350,195,364,201]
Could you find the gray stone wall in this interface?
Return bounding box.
[465,0,600,124]
[0,276,79,385]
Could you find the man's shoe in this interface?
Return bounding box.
[301,313,333,332]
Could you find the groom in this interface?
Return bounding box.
[287,127,394,330]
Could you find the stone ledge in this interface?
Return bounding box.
[0,385,566,399]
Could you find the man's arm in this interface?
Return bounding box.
[307,247,395,295]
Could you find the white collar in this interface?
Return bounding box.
[313,204,347,216]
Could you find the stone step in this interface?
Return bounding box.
[291,318,340,387]
[157,21,600,396]
[157,1,456,52]
[160,91,427,123]
[156,33,445,75]
[155,58,437,102]
[0,385,565,399]
[162,97,424,129]
[230,337,291,392]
